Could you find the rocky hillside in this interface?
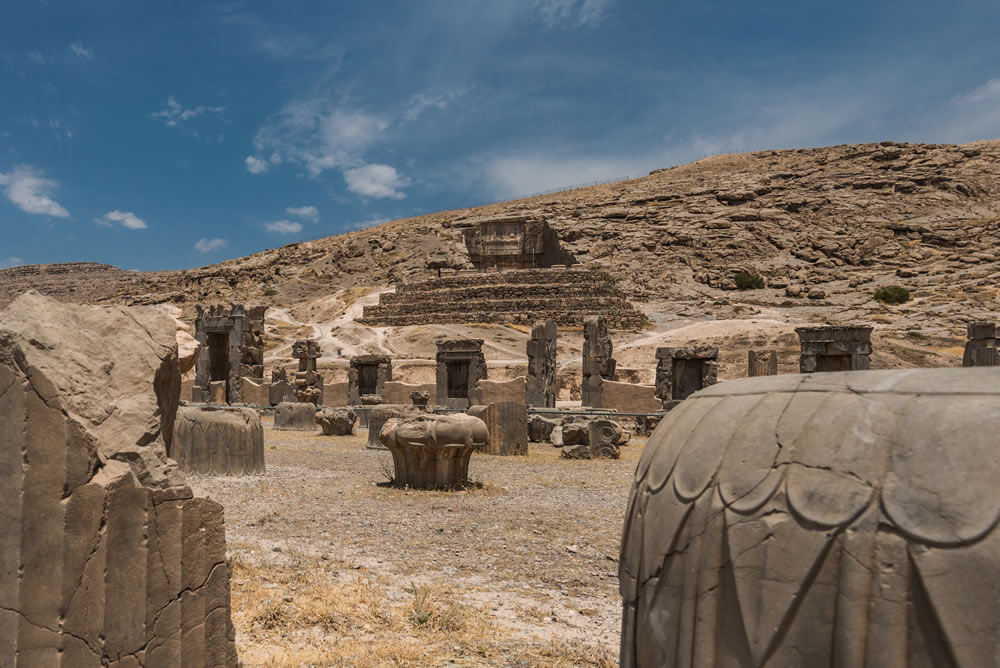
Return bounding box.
[3,139,1000,340]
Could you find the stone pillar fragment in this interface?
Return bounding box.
[525,320,557,408]
[173,406,266,476]
[379,414,489,489]
[292,339,323,405]
[582,316,615,408]
[748,349,779,377]
[467,402,528,455]
[795,325,873,373]
[963,322,999,367]
[273,402,317,431]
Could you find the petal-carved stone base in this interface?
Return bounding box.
[379,414,489,489]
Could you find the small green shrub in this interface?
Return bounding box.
[874,285,910,304]
[262,288,277,296]
[734,272,765,290]
[273,267,281,275]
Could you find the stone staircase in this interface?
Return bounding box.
[358,267,645,329]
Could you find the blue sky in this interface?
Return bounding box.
[2,0,999,271]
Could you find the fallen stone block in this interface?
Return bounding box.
[273,401,317,431]
[317,407,357,436]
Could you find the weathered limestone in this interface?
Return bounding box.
[601,380,661,412]
[795,324,873,372]
[379,413,489,489]
[619,368,1000,668]
[173,406,265,476]
[748,348,779,376]
[192,303,265,404]
[410,391,430,407]
[528,414,559,442]
[0,291,237,666]
[366,405,423,449]
[525,319,557,407]
[273,402,317,431]
[292,339,323,405]
[654,346,719,410]
[268,367,296,405]
[240,376,269,406]
[560,417,628,458]
[582,316,616,408]
[461,216,576,270]
[348,354,393,405]
[963,322,999,367]
[467,402,528,455]
[436,339,487,409]
[316,407,357,436]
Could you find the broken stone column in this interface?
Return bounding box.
[292,339,323,405]
[528,414,559,442]
[525,320,557,408]
[582,316,615,408]
[620,368,1000,668]
[748,349,779,376]
[435,339,487,409]
[366,405,422,449]
[316,407,357,436]
[467,401,528,455]
[0,291,238,666]
[379,413,489,489]
[268,366,296,405]
[273,401,317,431]
[192,303,266,404]
[795,324,873,372]
[654,346,719,410]
[963,322,999,367]
[173,405,265,476]
[348,354,393,405]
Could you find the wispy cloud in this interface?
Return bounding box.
[286,205,319,222]
[0,257,24,270]
[245,155,269,174]
[151,95,225,128]
[27,50,46,64]
[220,10,344,61]
[69,43,94,60]
[402,91,463,122]
[194,237,227,253]
[264,220,302,234]
[343,164,410,199]
[95,210,147,229]
[533,0,614,28]
[0,165,70,217]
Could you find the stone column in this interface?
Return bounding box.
[292,339,323,405]
[582,316,615,408]
[963,322,999,367]
[525,320,557,408]
[748,349,778,377]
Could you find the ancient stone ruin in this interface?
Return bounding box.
[620,368,1000,667]
[273,401,316,431]
[380,413,489,489]
[366,405,423,449]
[292,339,323,405]
[655,346,719,410]
[747,348,778,376]
[173,405,265,476]
[460,215,576,270]
[963,322,999,367]
[316,407,357,436]
[525,319,557,408]
[348,354,392,405]
[0,292,237,665]
[562,419,624,459]
[192,303,266,404]
[268,366,296,405]
[436,339,487,409]
[582,316,616,408]
[358,268,644,328]
[795,324,873,372]
[468,401,528,456]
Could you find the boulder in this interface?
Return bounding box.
[173,405,265,475]
[379,413,489,489]
[316,407,357,436]
[0,291,238,665]
[273,401,317,431]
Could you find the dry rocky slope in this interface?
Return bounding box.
[3,139,1000,343]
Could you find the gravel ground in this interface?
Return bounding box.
[191,418,644,667]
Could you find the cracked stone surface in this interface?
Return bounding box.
[619,367,1000,667]
[173,406,265,476]
[0,291,238,666]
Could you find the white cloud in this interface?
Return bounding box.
[953,78,1000,105]
[402,92,459,121]
[194,237,227,253]
[0,165,70,217]
[0,257,24,269]
[264,220,303,234]
[27,50,45,64]
[151,96,225,128]
[286,205,319,222]
[245,155,270,174]
[533,0,613,28]
[69,43,94,60]
[95,210,147,229]
[343,164,411,199]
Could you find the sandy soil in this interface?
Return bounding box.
[191,418,640,667]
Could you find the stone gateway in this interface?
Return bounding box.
[619,368,1000,667]
[191,303,266,404]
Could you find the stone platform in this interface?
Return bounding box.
[358,268,644,329]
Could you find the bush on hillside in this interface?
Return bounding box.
[875,285,910,304]
[734,272,765,290]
